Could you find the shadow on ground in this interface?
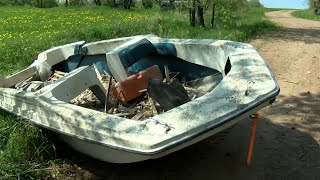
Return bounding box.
[264,27,320,44]
[55,93,320,180]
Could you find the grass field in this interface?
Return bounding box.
[292,10,320,21]
[0,6,279,179]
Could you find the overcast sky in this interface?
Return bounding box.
[260,0,308,9]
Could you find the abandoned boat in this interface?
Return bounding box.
[0,34,279,163]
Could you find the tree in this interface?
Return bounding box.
[189,0,210,27]
[310,0,320,14]
[123,0,131,9]
[188,0,248,28]
[94,0,102,5]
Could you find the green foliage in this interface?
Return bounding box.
[142,0,153,8]
[0,111,55,179]
[33,0,58,8]
[292,10,320,20]
[101,0,135,8]
[0,0,31,6]
[174,0,189,11]
[215,5,233,28]
[69,0,87,6]
[247,0,263,7]
[185,0,249,28]
[102,0,117,7]
[0,0,57,7]
[307,0,319,8]
[220,0,248,11]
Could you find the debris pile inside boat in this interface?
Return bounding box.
[46,65,222,121]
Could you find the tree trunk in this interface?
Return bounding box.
[65,0,68,6]
[189,0,196,27]
[128,0,131,9]
[314,0,320,15]
[124,0,131,9]
[189,8,195,26]
[196,5,204,27]
[210,3,216,28]
[95,0,101,6]
[189,0,205,27]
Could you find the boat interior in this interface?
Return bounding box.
[2,35,229,120]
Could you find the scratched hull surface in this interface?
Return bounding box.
[0,35,279,163]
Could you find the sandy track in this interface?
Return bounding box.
[252,10,320,142]
[64,11,320,180]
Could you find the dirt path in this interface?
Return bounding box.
[252,10,320,142]
[64,11,320,180]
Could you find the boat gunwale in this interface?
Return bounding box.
[0,80,279,155]
[0,35,280,156]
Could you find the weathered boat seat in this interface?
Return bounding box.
[118,38,156,68]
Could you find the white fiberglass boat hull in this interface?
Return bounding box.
[0,35,279,163]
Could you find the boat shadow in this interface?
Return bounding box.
[56,90,320,180]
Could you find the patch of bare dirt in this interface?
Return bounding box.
[59,10,320,180]
[251,10,320,142]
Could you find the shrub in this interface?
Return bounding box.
[32,0,58,8]
[248,0,263,7]
[102,0,117,7]
[0,0,32,6]
[216,6,234,28]
[142,0,153,8]
[69,0,87,6]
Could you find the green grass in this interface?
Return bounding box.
[264,8,296,12]
[292,10,320,21]
[0,111,57,179]
[0,6,279,179]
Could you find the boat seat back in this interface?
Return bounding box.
[118,38,156,68]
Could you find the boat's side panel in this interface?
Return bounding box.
[37,41,85,66]
[60,99,273,163]
[0,35,280,163]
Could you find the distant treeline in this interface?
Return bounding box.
[0,0,58,7]
[0,0,263,8]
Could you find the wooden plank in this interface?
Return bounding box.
[184,86,207,94]
[117,104,136,114]
[104,75,112,113]
[138,89,147,93]
[131,109,147,121]
[164,64,170,83]
[113,112,135,117]
[0,66,38,88]
[148,96,158,115]
[54,70,66,75]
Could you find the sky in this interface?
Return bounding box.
[260,0,309,9]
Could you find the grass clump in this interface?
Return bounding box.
[292,10,320,21]
[0,111,56,179]
[0,5,279,179]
